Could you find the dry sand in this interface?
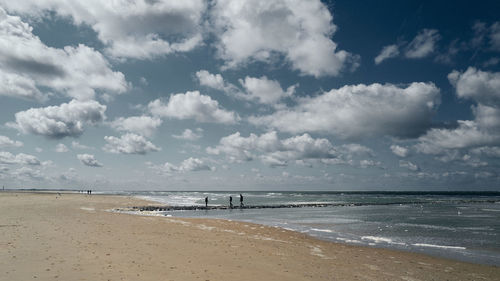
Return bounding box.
[1,192,499,281]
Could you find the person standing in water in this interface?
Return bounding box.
[239,193,244,207]
[229,196,233,208]
[205,197,208,208]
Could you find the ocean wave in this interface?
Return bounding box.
[412,243,466,250]
[396,223,458,232]
[361,236,406,246]
[310,228,333,233]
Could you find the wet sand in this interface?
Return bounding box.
[1,192,498,280]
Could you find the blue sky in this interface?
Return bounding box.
[1,0,500,191]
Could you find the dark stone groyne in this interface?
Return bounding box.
[119,199,500,212]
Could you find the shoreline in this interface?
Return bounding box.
[1,191,499,280]
[126,193,500,266]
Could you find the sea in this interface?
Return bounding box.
[104,191,500,266]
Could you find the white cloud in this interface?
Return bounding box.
[196,70,226,91]
[207,131,338,166]
[0,151,40,165]
[172,128,203,141]
[470,146,500,157]
[196,70,295,105]
[399,160,419,171]
[239,76,295,104]
[390,145,410,157]
[405,29,440,58]
[148,91,239,124]
[448,67,500,106]
[0,0,206,60]
[210,0,358,77]
[77,154,103,167]
[149,157,213,174]
[55,143,69,153]
[13,166,45,180]
[103,133,160,155]
[110,115,162,137]
[417,68,500,155]
[0,8,128,101]
[8,99,106,139]
[374,44,399,64]
[0,71,45,101]
[250,82,440,139]
[489,22,500,51]
[359,159,381,168]
[416,107,500,154]
[71,141,93,150]
[178,157,212,172]
[0,135,23,148]
[340,144,374,157]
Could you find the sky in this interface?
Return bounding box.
[1,0,500,191]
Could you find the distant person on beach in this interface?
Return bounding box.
[229,196,233,208]
[205,197,208,208]
[239,194,244,207]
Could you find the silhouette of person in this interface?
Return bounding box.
[205,197,208,208]
[239,194,244,207]
[229,196,233,208]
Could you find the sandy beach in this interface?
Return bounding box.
[1,192,498,281]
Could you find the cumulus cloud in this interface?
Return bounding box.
[7,99,106,139]
[417,68,500,155]
[0,71,45,102]
[148,91,239,124]
[448,67,500,106]
[250,82,440,139]
[0,0,206,60]
[390,145,410,157]
[172,128,203,141]
[399,160,419,171]
[374,44,399,64]
[77,154,103,167]
[196,70,227,91]
[196,70,295,105]
[207,131,339,166]
[110,115,162,137]
[12,166,45,180]
[405,29,440,59]
[0,151,40,165]
[149,157,213,174]
[55,143,69,153]
[103,133,160,155]
[470,146,500,157]
[0,135,23,148]
[340,144,374,157]
[210,0,358,77]
[71,141,93,150]
[359,159,382,168]
[0,8,128,101]
[416,107,500,154]
[239,76,296,104]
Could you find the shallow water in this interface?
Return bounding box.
[106,191,500,265]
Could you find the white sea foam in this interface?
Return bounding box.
[412,243,466,250]
[396,223,457,232]
[336,237,362,244]
[361,236,406,246]
[482,208,500,212]
[311,228,333,233]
